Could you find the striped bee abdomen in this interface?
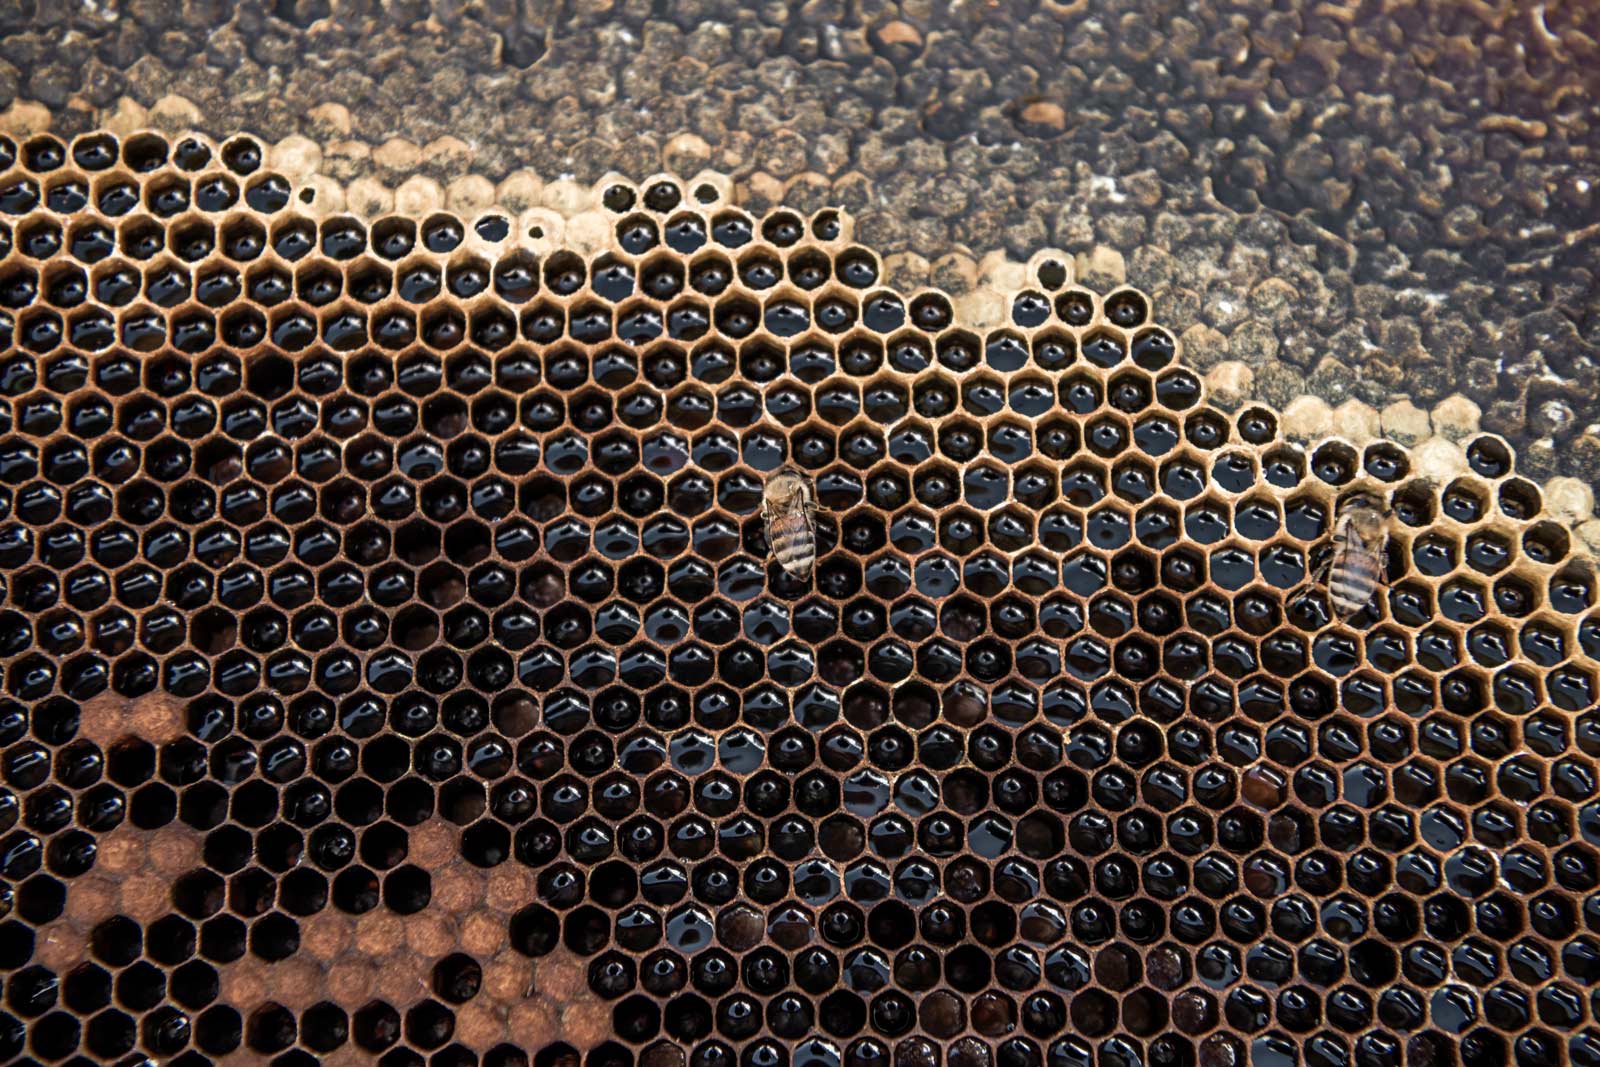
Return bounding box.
[768,513,817,578]
[1329,546,1382,616]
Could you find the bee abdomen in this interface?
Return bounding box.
[771,528,816,576]
[1329,552,1381,614]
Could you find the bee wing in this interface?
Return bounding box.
[766,510,810,542]
[1359,525,1390,564]
[766,510,816,577]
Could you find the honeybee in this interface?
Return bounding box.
[1319,491,1390,619]
[762,465,819,579]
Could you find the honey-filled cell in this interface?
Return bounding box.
[0,131,1595,1067]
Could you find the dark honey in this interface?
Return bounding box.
[0,132,1597,1067]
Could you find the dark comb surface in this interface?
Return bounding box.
[1,132,1599,1067]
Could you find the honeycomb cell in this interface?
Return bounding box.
[0,142,1591,1067]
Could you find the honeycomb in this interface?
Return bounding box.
[1,130,1599,1067]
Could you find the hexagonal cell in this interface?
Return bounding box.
[0,154,1595,1066]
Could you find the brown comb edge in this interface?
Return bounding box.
[2,95,1596,547]
[0,110,1591,550]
